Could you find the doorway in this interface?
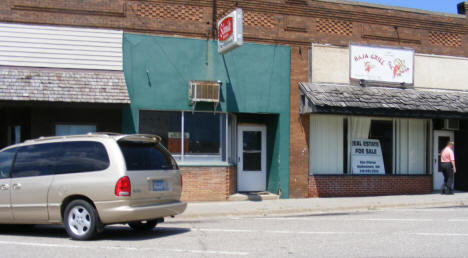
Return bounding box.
[237,124,267,192]
[433,130,454,191]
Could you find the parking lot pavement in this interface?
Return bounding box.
[1,205,468,257]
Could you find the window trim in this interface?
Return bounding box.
[7,125,21,145]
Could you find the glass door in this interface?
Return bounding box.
[237,124,266,192]
[433,130,454,190]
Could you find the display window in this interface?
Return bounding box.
[309,114,430,175]
[139,110,233,164]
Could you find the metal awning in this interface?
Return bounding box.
[0,67,130,104]
[299,82,468,119]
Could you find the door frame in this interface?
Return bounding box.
[237,124,267,192]
[433,130,454,190]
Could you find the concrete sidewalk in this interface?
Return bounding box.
[176,192,468,220]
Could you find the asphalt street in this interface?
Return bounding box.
[1,206,468,257]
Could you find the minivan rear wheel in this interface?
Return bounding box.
[64,200,101,240]
[128,220,158,231]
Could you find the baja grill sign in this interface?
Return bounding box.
[350,44,414,84]
[217,8,243,54]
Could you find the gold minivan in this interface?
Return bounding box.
[0,133,186,240]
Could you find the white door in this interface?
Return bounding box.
[237,125,267,192]
[433,130,454,191]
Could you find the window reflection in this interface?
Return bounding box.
[139,111,228,163]
[0,148,16,178]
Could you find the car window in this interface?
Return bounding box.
[0,148,17,178]
[55,141,109,174]
[12,143,61,178]
[118,142,178,171]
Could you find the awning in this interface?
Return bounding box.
[0,67,130,104]
[299,82,468,119]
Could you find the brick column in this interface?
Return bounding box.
[289,45,310,198]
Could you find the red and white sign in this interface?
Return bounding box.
[350,44,414,84]
[218,8,243,54]
[218,17,233,41]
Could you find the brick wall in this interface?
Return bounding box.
[1,1,466,57]
[308,175,433,197]
[228,166,237,197]
[289,46,310,198]
[180,166,236,202]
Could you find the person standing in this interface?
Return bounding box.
[440,141,456,195]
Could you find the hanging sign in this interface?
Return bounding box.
[351,139,385,174]
[218,8,243,54]
[350,44,414,84]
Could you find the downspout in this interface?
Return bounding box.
[212,0,217,39]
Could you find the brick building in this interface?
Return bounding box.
[0,0,467,200]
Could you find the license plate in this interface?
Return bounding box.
[153,180,166,191]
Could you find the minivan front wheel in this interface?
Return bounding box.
[64,200,101,240]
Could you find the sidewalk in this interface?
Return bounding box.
[176,192,468,220]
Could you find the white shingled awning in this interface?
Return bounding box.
[299,82,468,118]
[0,67,130,104]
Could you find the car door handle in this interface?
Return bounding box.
[0,184,9,190]
[12,183,21,190]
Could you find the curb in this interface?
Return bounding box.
[175,197,468,220]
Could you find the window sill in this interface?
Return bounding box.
[178,162,234,167]
[309,174,430,177]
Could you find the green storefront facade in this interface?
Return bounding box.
[122,33,290,199]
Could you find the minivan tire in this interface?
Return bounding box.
[64,200,101,240]
[128,220,158,231]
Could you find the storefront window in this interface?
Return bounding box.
[309,115,344,174]
[139,111,228,164]
[309,115,429,175]
[55,124,96,136]
[139,111,181,154]
[368,120,393,174]
[395,119,428,174]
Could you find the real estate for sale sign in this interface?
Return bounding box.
[351,139,385,174]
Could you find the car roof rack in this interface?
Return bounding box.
[88,132,121,136]
[117,134,162,143]
[23,133,162,144]
[25,133,119,143]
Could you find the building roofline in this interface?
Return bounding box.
[315,0,466,19]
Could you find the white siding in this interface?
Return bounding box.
[0,23,122,70]
[414,54,468,90]
[309,44,468,91]
[309,115,344,174]
[310,45,349,84]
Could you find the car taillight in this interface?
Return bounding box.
[115,176,131,196]
[180,174,183,189]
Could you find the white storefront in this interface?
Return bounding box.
[301,43,468,195]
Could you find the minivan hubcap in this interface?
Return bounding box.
[68,206,91,236]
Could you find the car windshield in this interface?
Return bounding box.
[118,141,178,171]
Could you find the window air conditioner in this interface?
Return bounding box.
[188,80,221,112]
[443,119,460,130]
